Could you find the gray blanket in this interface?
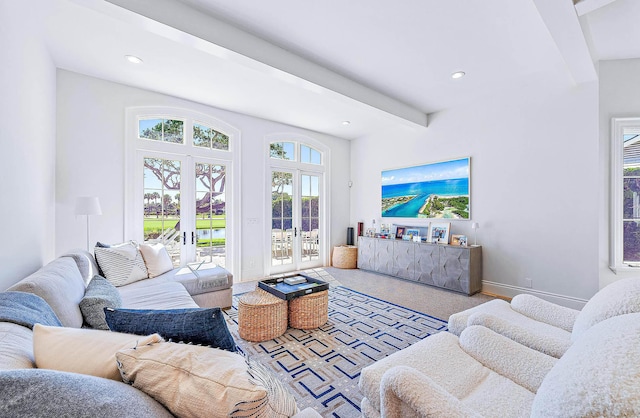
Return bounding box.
[0,291,61,329]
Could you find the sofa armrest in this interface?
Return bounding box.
[459,325,557,393]
[511,294,579,332]
[447,299,511,336]
[380,366,482,418]
[467,312,571,358]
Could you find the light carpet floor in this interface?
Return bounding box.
[233,267,495,321]
[226,269,448,417]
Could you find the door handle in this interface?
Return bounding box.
[183,232,186,245]
[192,231,195,245]
[294,227,298,237]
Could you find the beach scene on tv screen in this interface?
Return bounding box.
[381,158,470,219]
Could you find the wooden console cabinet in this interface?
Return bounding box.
[357,236,482,295]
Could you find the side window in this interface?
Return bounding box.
[193,123,229,150]
[611,117,640,270]
[270,142,295,160]
[139,118,184,144]
[300,144,322,164]
[622,133,640,264]
[270,142,321,164]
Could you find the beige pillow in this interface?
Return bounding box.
[116,341,298,418]
[33,324,162,381]
[138,243,174,278]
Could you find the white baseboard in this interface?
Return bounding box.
[482,281,589,310]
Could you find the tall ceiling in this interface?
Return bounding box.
[41,0,640,139]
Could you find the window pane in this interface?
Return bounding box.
[270,142,294,160]
[139,118,184,144]
[271,170,293,266]
[301,145,311,163]
[143,157,181,266]
[311,148,321,164]
[195,163,226,267]
[624,178,640,219]
[193,123,229,150]
[139,119,163,140]
[300,145,321,165]
[163,119,183,143]
[624,220,640,263]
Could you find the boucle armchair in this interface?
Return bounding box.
[360,313,640,418]
[448,277,640,358]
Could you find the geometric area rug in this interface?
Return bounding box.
[223,269,448,418]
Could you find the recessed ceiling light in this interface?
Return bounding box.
[342,121,351,126]
[125,55,143,64]
[451,71,466,79]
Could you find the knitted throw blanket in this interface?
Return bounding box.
[0,291,62,329]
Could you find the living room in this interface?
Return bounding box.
[2,0,640,416]
[4,0,638,304]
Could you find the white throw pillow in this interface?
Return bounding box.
[94,241,148,286]
[115,341,298,418]
[33,324,162,381]
[138,243,174,278]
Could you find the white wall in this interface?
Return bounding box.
[0,1,57,290]
[598,59,640,288]
[351,75,600,306]
[56,70,350,281]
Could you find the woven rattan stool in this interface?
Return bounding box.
[288,290,329,329]
[238,289,287,342]
[332,245,357,269]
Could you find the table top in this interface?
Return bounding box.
[258,274,329,300]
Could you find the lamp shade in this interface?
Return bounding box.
[75,196,102,216]
[471,222,479,230]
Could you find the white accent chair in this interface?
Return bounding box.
[447,277,640,358]
[359,313,640,418]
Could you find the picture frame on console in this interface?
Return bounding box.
[450,234,467,246]
[429,222,451,244]
[395,226,406,239]
[405,228,420,239]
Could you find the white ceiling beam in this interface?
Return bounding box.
[532,0,598,84]
[95,0,427,128]
[575,0,620,16]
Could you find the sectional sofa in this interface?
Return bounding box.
[0,250,320,417]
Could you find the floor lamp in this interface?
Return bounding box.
[75,196,102,251]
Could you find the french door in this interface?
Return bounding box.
[136,150,231,268]
[271,168,322,273]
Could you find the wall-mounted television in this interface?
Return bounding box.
[381,157,470,219]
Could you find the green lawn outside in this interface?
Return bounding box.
[143,216,226,234]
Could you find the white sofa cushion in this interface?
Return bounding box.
[571,277,640,341]
[459,325,557,393]
[118,281,199,310]
[7,257,85,328]
[532,313,640,417]
[359,331,536,415]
